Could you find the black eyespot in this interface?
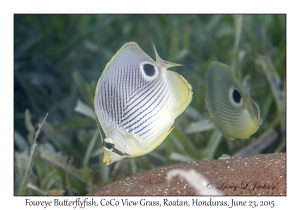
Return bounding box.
[143,64,155,76]
[232,89,241,103]
[105,142,114,150]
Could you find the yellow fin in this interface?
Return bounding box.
[149,126,174,154]
[167,71,193,115]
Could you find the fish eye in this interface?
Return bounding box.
[229,86,243,107]
[143,64,155,76]
[104,141,114,150]
[140,62,158,81]
[232,89,241,103]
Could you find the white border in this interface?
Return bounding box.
[3,0,296,209]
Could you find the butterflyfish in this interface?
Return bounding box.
[94,42,192,165]
[205,61,261,140]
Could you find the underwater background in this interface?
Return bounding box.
[14,14,286,195]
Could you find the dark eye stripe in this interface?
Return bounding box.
[104,142,114,150]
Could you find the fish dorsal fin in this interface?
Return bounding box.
[152,43,182,69]
[246,81,251,97]
[242,75,251,98]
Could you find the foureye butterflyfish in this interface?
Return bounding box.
[94,42,193,165]
[205,61,261,140]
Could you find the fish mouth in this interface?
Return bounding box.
[103,149,128,165]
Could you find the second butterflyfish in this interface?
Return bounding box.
[205,61,262,140]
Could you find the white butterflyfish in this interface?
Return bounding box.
[94,42,192,165]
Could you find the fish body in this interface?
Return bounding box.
[94,42,192,165]
[205,61,261,140]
